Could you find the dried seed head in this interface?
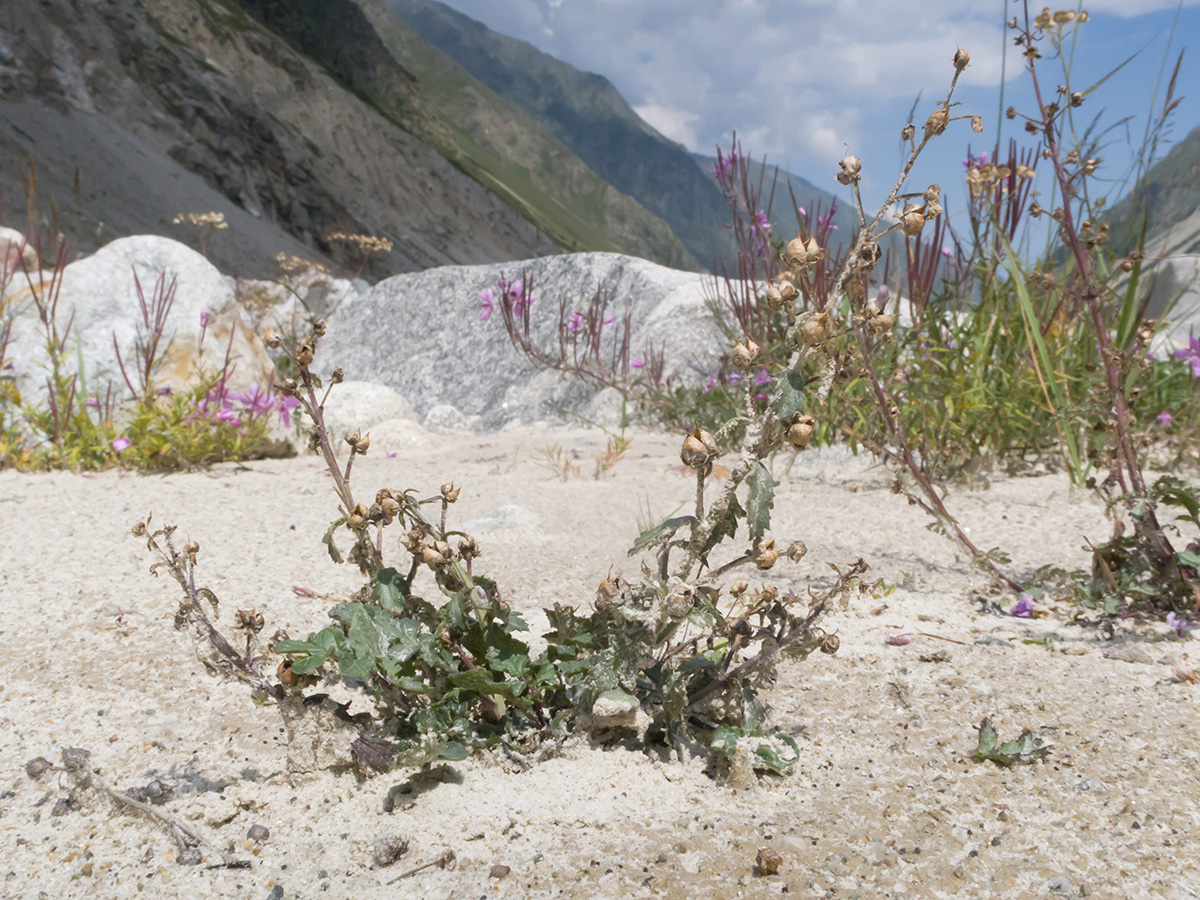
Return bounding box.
[1029,201,1044,218]
[295,338,315,368]
[595,574,629,610]
[764,283,785,310]
[347,503,368,530]
[923,108,949,138]
[782,235,824,272]
[971,115,983,134]
[868,314,898,336]
[786,540,808,563]
[681,428,715,469]
[312,318,327,338]
[900,203,927,236]
[235,609,265,633]
[901,123,916,142]
[331,368,344,385]
[263,326,282,349]
[800,313,834,347]
[953,48,970,70]
[786,414,816,451]
[379,497,401,523]
[777,279,799,303]
[731,338,761,370]
[730,581,748,597]
[441,482,461,502]
[279,378,299,398]
[663,581,695,619]
[457,535,480,561]
[1006,105,1017,120]
[354,432,370,455]
[346,430,362,449]
[422,540,451,569]
[836,155,862,185]
[1082,158,1099,175]
[820,633,841,654]
[183,540,200,565]
[924,184,942,205]
[1053,9,1076,24]
[756,848,783,876]
[400,527,423,553]
[754,537,780,571]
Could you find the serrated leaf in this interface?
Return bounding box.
[771,370,807,421]
[372,567,407,613]
[629,515,694,555]
[322,517,346,563]
[972,717,1049,767]
[701,495,745,557]
[747,461,778,544]
[1177,550,1200,569]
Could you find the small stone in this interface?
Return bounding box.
[247,824,270,842]
[25,758,51,780]
[373,833,410,867]
[1102,643,1153,665]
[755,847,782,876]
[176,847,203,866]
[489,864,511,879]
[1047,875,1074,895]
[51,798,73,817]
[264,886,284,900]
[79,863,93,877]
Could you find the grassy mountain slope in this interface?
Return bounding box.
[382,0,738,270]
[352,0,692,268]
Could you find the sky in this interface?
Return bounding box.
[428,0,1200,239]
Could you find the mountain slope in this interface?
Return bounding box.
[1,0,694,277]
[381,0,738,269]
[352,0,692,268]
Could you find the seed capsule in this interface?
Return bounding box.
[731,338,761,370]
[787,541,808,563]
[681,428,715,469]
[953,48,971,70]
[440,482,461,502]
[800,313,834,346]
[836,155,862,185]
[754,538,780,571]
[786,415,816,451]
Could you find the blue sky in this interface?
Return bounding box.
[428,0,1200,238]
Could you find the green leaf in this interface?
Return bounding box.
[440,741,469,761]
[701,495,745,557]
[972,717,1050,767]
[1177,550,1200,569]
[747,462,778,544]
[448,667,521,698]
[629,516,694,555]
[753,734,800,774]
[275,628,346,674]
[771,370,807,422]
[372,567,408,613]
[322,517,346,563]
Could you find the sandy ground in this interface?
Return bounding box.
[1,424,1198,900]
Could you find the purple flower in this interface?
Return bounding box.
[603,316,615,325]
[796,207,807,219]
[1174,333,1200,377]
[1167,612,1197,636]
[886,632,914,646]
[86,397,101,410]
[753,367,772,386]
[566,310,584,333]
[1158,410,1174,427]
[278,395,300,429]
[479,288,495,322]
[1009,593,1036,617]
[754,210,771,234]
[228,382,275,419]
[630,359,644,369]
[941,246,953,258]
[947,339,958,350]
[199,310,210,328]
[877,285,890,305]
[963,151,989,169]
[112,436,131,453]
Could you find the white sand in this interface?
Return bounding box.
[1,425,1197,899]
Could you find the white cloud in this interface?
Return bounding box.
[633,104,700,147]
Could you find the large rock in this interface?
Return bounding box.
[3,236,276,400]
[323,252,725,430]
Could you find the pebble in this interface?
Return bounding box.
[373,833,410,866]
[489,864,511,879]
[1102,643,1153,665]
[25,758,51,780]
[247,824,270,842]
